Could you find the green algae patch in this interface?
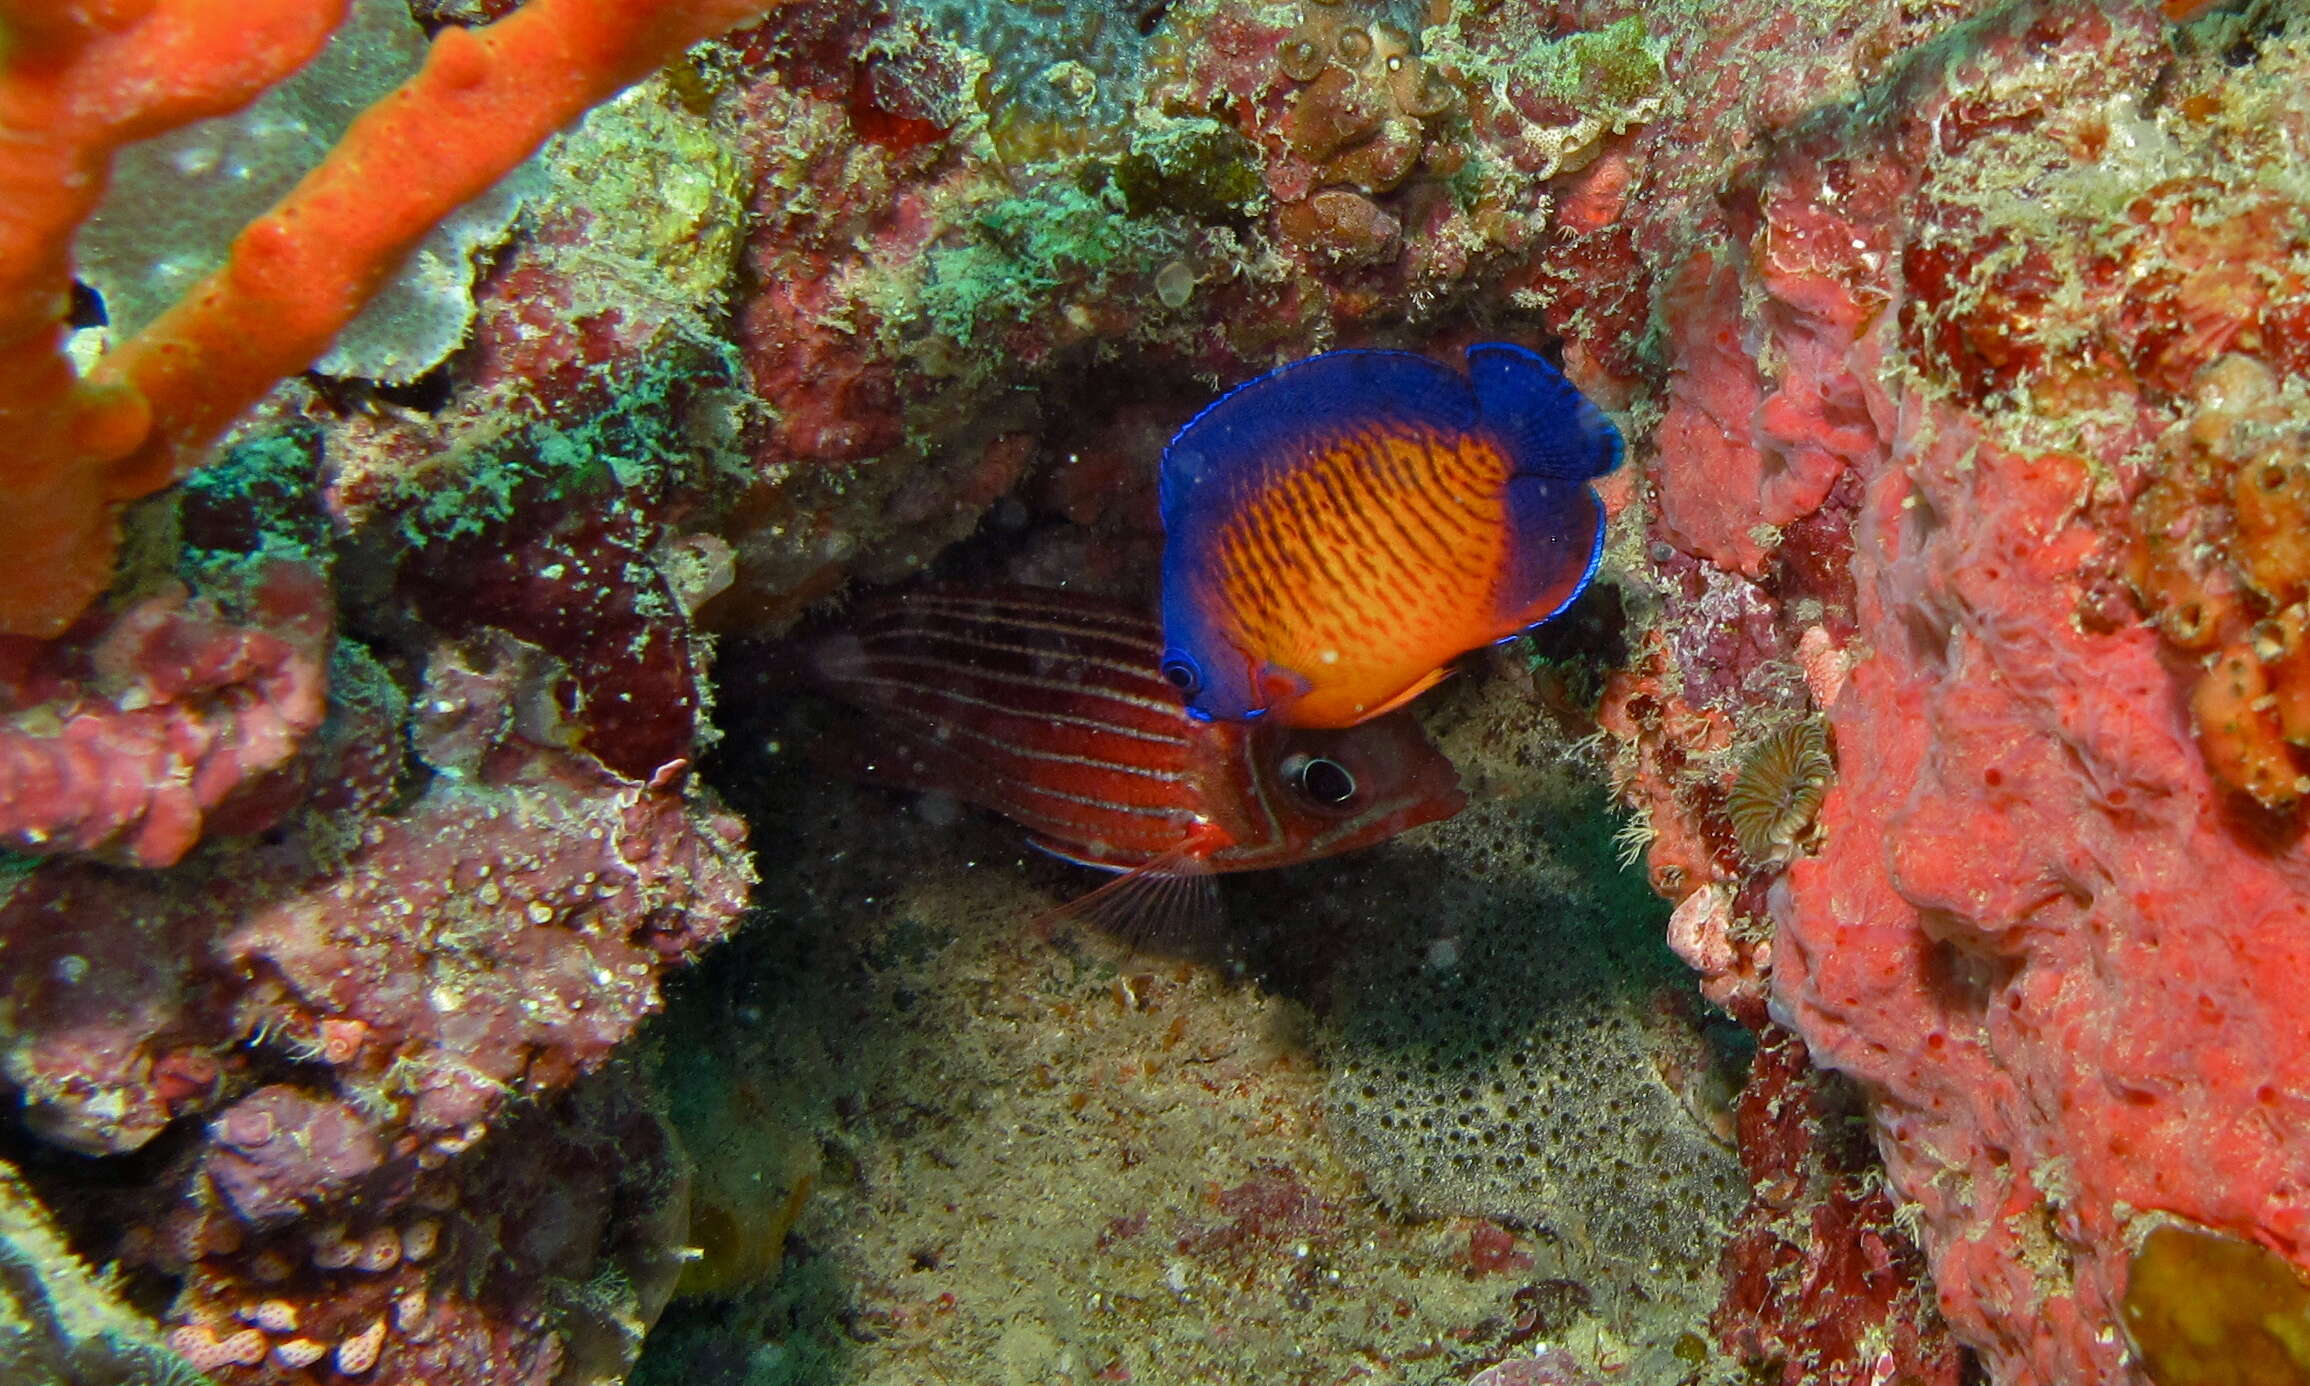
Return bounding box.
[546,81,747,309]
[1531,16,1667,107]
[1111,116,1268,223]
[1421,10,1667,190]
[396,337,736,549]
[917,185,1186,347]
[175,427,336,595]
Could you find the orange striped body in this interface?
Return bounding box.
[1208,425,1524,727]
[812,588,1464,873]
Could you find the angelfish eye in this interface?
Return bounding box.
[1160,655,1201,696]
[1283,753,1358,807]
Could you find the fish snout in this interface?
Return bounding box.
[1273,715,1466,849]
[1161,642,1271,723]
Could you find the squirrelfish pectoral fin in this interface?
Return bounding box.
[1028,833,1223,953]
[1467,342,1623,481]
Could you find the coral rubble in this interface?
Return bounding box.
[637,686,1734,1384]
[4,17,755,1379]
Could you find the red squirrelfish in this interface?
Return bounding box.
[1158,342,1622,728]
[812,587,1465,903]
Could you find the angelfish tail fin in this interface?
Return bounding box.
[1497,475,1608,632]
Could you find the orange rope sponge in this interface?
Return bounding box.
[0,0,346,637]
[0,0,774,637]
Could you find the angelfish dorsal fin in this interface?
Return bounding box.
[1467,342,1623,481]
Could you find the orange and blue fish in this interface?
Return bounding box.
[812,587,1464,924]
[1158,342,1622,727]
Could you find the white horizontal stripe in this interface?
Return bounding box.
[861,704,1192,827]
[1300,795,1426,857]
[880,703,1189,785]
[840,658,1189,742]
[896,591,1160,644]
[992,774,1186,821]
[862,624,1170,703]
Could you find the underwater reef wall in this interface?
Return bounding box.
[2,0,2307,1382]
[3,6,757,1379]
[1601,2,2310,1384]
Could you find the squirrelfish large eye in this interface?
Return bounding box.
[1160,655,1202,697]
[1282,753,1358,807]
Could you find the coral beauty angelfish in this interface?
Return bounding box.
[1158,342,1622,727]
[812,587,1465,928]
